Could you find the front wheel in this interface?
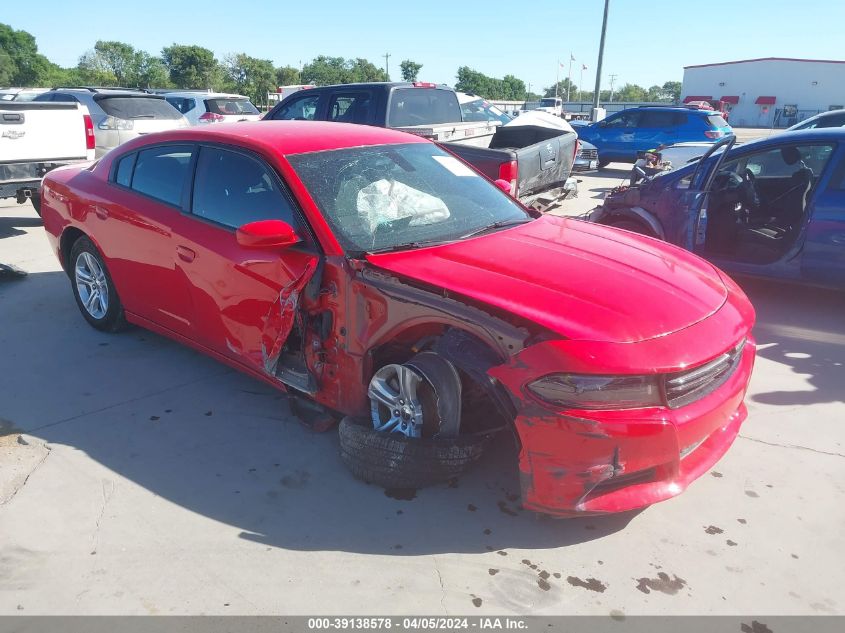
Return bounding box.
[597,158,611,169]
[69,236,127,332]
[609,219,653,237]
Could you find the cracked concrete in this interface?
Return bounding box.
[2,187,845,616]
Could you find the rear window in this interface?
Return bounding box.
[387,88,462,127]
[205,98,259,115]
[95,96,183,120]
[130,145,193,206]
[706,115,729,128]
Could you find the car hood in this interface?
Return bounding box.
[365,216,728,343]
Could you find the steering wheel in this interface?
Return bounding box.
[740,168,760,211]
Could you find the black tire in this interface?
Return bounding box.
[30,193,42,216]
[69,236,128,332]
[610,219,652,236]
[338,416,487,489]
[598,158,611,169]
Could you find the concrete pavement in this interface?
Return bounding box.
[1,196,843,616]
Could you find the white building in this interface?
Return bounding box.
[681,57,845,128]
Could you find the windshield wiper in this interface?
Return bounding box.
[460,218,531,239]
[367,239,457,254]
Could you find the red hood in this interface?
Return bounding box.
[366,216,728,343]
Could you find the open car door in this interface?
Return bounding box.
[681,135,737,252]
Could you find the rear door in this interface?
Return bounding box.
[638,110,683,149]
[173,144,318,375]
[801,147,845,286]
[326,91,375,125]
[100,144,197,336]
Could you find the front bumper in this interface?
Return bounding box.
[488,288,756,516]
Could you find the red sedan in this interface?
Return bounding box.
[40,121,756,516]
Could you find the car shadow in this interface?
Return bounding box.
[740,276,845,406]
[3,271,641,557]
[0,214,42,239]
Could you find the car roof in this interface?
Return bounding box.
[631,106,717,114]
[118,120,430,156]
[301,82,452,91]
[746,127,845,145]
[165,91,251,99]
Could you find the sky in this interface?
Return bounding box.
[6,0,845,95]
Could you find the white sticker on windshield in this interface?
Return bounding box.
[432,155,478,177]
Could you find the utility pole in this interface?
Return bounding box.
[383,53,391,80]
[609,74,618,102]
[555,59,560,98]
[592,0,610,115]
[566,53,574,102]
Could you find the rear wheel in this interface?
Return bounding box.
[69,236,127,332]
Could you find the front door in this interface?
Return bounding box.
[801,150,845,286]
[595,110,642,160]
[172,144,319,380]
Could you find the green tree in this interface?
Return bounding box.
[162,44,221,89]
[614,83,648,102]
[0,49,14,85]
[0,23,55,85]
[399,59,422,82]
[301,56,387,86]
[136,53,171,88]
[543,78,578,100]
[455,67,527,100]
[660,80,682,103]
[223,53,276,103]
[275,65,300,86]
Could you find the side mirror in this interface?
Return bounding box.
[494,179,513,194]
[236,219,300,249]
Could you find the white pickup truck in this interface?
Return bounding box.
[1,101,95,215]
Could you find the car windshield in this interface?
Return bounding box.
[287,143,531,255]
[95,96,183,120]
[539,99,558,107]
[206,98,260,115]
[461,98,512,124]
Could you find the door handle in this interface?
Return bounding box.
[93,205,109,219]
[176,245,196,263]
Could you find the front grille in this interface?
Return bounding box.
[579,148,599,160]
[664,339,746,409]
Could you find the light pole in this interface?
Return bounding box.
[592,0,610,114]
[383,53,391,80]
[609,74,618,102]
[566,53,574,102]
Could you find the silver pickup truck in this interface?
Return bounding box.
[263,82,578,212]
[1,101,95,215]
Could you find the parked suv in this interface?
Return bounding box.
[786,109,845,131]
[163,91,262,125]
[33,87,188,157]
[572,106,733,167]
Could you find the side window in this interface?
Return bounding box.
[327,93,372,124]
[166,97,196,114]
[191,147,297,229]
[131,145,193,207]
[603,111,640,128]
[270,94,320,121]
[729,144,834,179]
[114,153,136,187]
[52,93,78,103]
[640,111,677,128]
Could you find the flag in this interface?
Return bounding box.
[582,64,588,70]
[560,61,565,68]
[571,53,576,61]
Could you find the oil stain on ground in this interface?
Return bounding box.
[705,525,724,535]
[567,576,607,593]
[635,572,687,595]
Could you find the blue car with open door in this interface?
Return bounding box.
[588,129,845,289]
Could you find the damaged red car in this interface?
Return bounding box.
[40,121,756,516]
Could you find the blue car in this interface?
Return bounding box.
[589,130,845,289]
[572,106,733,168]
